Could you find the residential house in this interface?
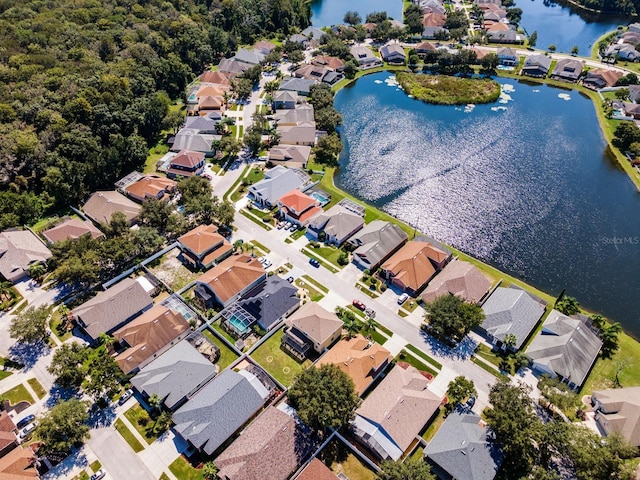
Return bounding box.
[72,277,154,343]
[591,387,640,447]
[480,286,546,350]
[350,45,383,69]
[294,64,329,82]
[381,240,451,296]
[630,84,640,103]
[288,33,308,45]
[217,58,251,77]
[295,458,339,480]
[279,77,317,96]
[0,445,40,479]
[628,22,640,34]
[521,54,552,78]
[184,115,220,133]
[422,13,448,39]
[312,55,345,71]
[307,205,364,246]
[233,48,265,65]
[166,150,206,178]
[487,29,524,44]
[113,304,191,374]
[199,70,231,86]
[621,31,640,45]
[420,0,446,15]
[272,90,300,110]
[178,224,233,269]
[247,166,310,209]
[172,367,272,456]
[321,70,343,85]
[348,220,408,271]
[605,43,640,61]
[0,230,52,283]
[496,47,518,66]
[316,335,392,395]
[282,302,344,361]
[253,40,277,55]
[219,275,300,337]
[42,218,103,244]
[194,254,265,308]
[273,105,315,126]
[352,363,442,461]
[623,101,640,119]
[276,124,317,146]
[421,259,492,305]
[416,41,437,55]
[170,130,219,155]
[301,26,325,46]
[525,309,602,389]
[277,189,322,227]
[124,175,177,203]
[215,406,313,480]
[550,58,585,82]
[268,145,312,169]
[0,411,18,459]
[424,410,504,480]
[131,340,217,411]
[582,68,623,89]
[83,191,141,226]
[379,44,406,64]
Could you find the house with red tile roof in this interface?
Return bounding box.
[0,411,18,459]
[277,190,322,227]
[166,150,206,178]
[124,175,177,203]
[178,224,233,269]
[295,458,339,480]
[0,445,39,479]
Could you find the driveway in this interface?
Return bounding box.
[88,426,155,480]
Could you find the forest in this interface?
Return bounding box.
[557,0,640,15]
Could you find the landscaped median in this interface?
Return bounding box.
[114,418,145,453]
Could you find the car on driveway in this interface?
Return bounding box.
[118,389,133,405]
[289,224,297,232]
[397,293,409,305]
[90,469,107,480]
[19,422,37,440]
[263,260,272,268]
[16,414,35,429]
[352,299,366,310]
[286,276,294,283]
[309,258,320,268]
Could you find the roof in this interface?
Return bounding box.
[171,131,218,153]
[523,54,552,70]
[0,445,39,479]
[296,458,339,480]
[316,335,391,394]
[349,220,408,269]
[72,277,153,340]
[218,58,251,75]
[308,205,364,242]
[0,411,16,433]
[381,241,450,293]
[0,229,52,281]
[525,309,602,387]
[278,190,317,214]
[178,224,226,257]
[273,105,315,125]
[199,70,231,85]
[481,287,546,349]
[83,191,141,225]
[592,387,640,447]
[312,55,345,70]
[552,58,585,80]
[114,304,190,373]
[584,68,623,87]
[424,411,503,480]
[350,45,378,62]
[302,26,325,41]
[0,412,17,454]
[496,47,517,57]
[416,41,437,51]
[248,166,310,207]
[196,254,265,305]
[253,40,277,54]
[172,369,269,455]
[285,302,344,346]
[273,90,300,104]
[380,44,406,60]
[184,115,219,132]
[233,275,300,330]
[42,218,103,244]
[268,145,312,167]
[279,77,317,95]
[216,406,312,480]
[277,125,316,145]
[294,64,329,82]
[422,259,492,304]
[234,48,265,65]
[131,340,217,410]
[422,12,447,27]
[124,175,177,202]
[354,363,441,459]
[170,150,205,169]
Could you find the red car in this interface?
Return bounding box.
[352,299,366,310]
[202,173,212,180]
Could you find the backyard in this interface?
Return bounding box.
[169,456,204,480]
[582,331,640,392]
[147,248,200,291]
[250,329,311,386]
[201,328,240,369]
[323,440,376,480]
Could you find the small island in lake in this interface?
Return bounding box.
[396,72,501,105]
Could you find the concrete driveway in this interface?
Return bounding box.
[88,426,155,480]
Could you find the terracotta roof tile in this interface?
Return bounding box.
[178,225,226,257]
[382,241,449,293]
[42,218,103,244]
[196,254,265,304]
[124,176,177,203]
[296,458,339,480]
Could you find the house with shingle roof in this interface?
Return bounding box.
[526,309,602,389]
[199,70,231,86]
[521,54,552,77]
[166,150,206,178]
[253,40,277,55]
[276,124,317,146]
[583,68,623,90]
[312,55,345,71]
[273,105,315,126]
[0,230,52,283]
[217,58,251,77]
[550,58,585,83]
[592,386,640,447]
[279,77,317,96]
[350,45,383,69]
[124,175,177,203]
[248,166,310,209]
[273,90,300,110]
[170,130,219,156]
[605,43,640,61]
[422,259,492,305]
[282,302,344,360]
[268,145,312,170]
[234,48,265,65]
[348,220,408,271]
[496,47,518,66]
[307,205,364,247]
[416,41,437,55]
[42,218,103,244]
[295,458,339,480]
[0,445,39,479]
[178,224,233,269]
[184,115,220,134]
[294,64,329,82]
[379,44,406,64]
[352,363,442,461]
[83,191,141,226]
[278,190,322,227]
[0,411,18,459]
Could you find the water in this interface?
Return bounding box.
[310,0,403,27]
[335,72,640,338]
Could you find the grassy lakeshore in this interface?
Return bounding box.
[396,72,501,105]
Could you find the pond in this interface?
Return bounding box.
[310,0,403,27]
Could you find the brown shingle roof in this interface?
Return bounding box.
[124,176,177,203]
[285,302,343,346]
[0,412,16,433]
[593,386,640,447]
[42,218,104,244]
[199,70,231,86]
[382,241,449,293]
[83,191,141,225]
[312,55,345,71]
[0,446,39,479]
[296,458,339,480]
[422,259,492,304]
[170,150,205,169]
[178,224,226,257]
[253,40,277,54]
[422,12,446,27]
[0,230,52,282]
[196,254,265,304]
[584,68,623,88]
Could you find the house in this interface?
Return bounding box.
[348,221,408,271]
[582,68,623,89]
[630,84,640,103]
[316,335,391,395]
[379,44,406,64]
[131,340,217,411]
[268,145,312,169]
[0,445,40,479]
[172,367,272,455]
[487,29,524,44]
[273,105,315,126]
[312,55,345,71]
[194,254,265,308]
[178,224,233,269]
[628,22,640,34]
[184,115,220,134]
[253,40,277,55]
[301,26,325,46]
[72,277,154,343]
[217,58,251,76]
[195,95,225,115]
[381,240,451,296]
[0,411,18,458]
[521,54,552,78]
[83,191,141,226]
[496,47,518,66]
[604,43,640,61]
[295,458,339,480]
[170,130,219,155]
[0,230,52,283]
[124,175,177,203]
[288,33,308,45]
[420,0,446,15]
[113,304,191,374]
[247,166,310,209]
[307,205,364,246]
[416,41,437,55]
[550,58,585,82]
[219,275,300,337]
[350,45,383,69]
[480,286,546,350]
[525,309,602,389]
[199,70,231,86]
[166,150,206,178]
[623,101,640,119]
[294,64,329,82]
[422,13,448,38]
[592,387,640,447]
[424,410,504,480]
[277,190,322,227]
[421,259,491,305]
[233,48,265,65]
[272,90,300,110]
[282,302,344,360]
[42,218,103,244]
[322,71,343,85]
[279,77,317,96]
[276,124,317,146]
[352,363,442,461]
[216,405,313,480]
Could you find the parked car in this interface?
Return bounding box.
[365,308,376,319]
[352,299,366,310]
[90,469,107,480]
[118,389,134,405]
[466,396,476,408]
[397,293,409,305]
[289,224,297,232]
[19,422,37,440]
[201,173,212,180]
[16,414,35,429]
[309,258,320,268]
[286,276,294,283]
[263,260,272,268]
[258,256,267,264]
[277,222,284,229]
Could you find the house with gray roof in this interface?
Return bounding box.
[184,115,219,134]
[605,43,640,61]
[273,105,315,126]
[279,77,317,96]
[496,47,518,66]
[480,286,546,350]
[233,48,265,65]
[550,58,585,83]
[521,54,552,77]
[424,410,504,480]
[272,90,300,110]
[487,29,524,44]
[217,58,251,76]
[276,124,317,146]
[302,26,325,44]
[171,128,220,154]
[172,367,271,455]
[526,309,602,389]
[131,339,217,410]
[248,166,310,208]
[348,220,408,271]
[379,44,406,64]
[350,45,383,69]
[307,205,364,246]
[0,229,52,283]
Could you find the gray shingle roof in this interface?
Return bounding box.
[248,166,309,207]
[0,229,52,282]
[308,205,364,243]
[171,129,220,153]
[234,275,300,330]
[522,54,551,71]
[234,48,265,65]
[184,116,219,133]
[348,220,408,270]
[279,77,317,96]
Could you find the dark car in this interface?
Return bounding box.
[16,414,35,429]
[466,396,476,408]
[286,276,294,283]
[309,258,320,267]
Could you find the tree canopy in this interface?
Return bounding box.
[422,294,485,344]
[377,458,436,480]
[445,376,477,412]
[36,398,90,455]
[9,305,51,344]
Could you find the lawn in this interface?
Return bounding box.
[223,165,250,202]
[124,404,160,445]
[27,378,46,399]
[395,350,438,377]
[114,418,145,453]
[396,72,501,105]
[250,329,311,386]
[89,461,102,472]
[420,407,445,441]
[325,440,376,480]
[405,344,442,370]
[160,474,170,480]
[582,331,640,392]
[0,383,35,406]
[470,356,509,381]
[301,249,339,273]
[0,371,11,381]
[474,343,502,368]
[301,275,329,294]
[306,243,344,267]
[290,227,307,240]
[202,327,240,368]
[49,308,73,342]
[249,239,270,254]
[294,278,324,302]
[169,456,204,480]
[240,209,272,230]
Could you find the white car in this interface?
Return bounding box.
[397,293,409,305]
[258,256,267,264]
[19,422,37,440]
[90,469,107,480]
[263,260,272,268]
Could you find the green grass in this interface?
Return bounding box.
[302,249,339,273]
[114,418,145,453]
[202,327,241,367]
[396,72,501,105]
[301,275,329,294]
[305,243,344,269]
[0,383,35,406]
[0,371,12,381]
[326,440,376,480]
[0,357,23,370]
[370,330,388,345]
[169,456,204,480]
[223,164,250,202]
[49,309,73,342]
[421,407,445,441]
[470,355,509,381]
[240,209,272,230]
[124,404,160,445]
[294,278,324,302]
[582,331,640,392]
[160,474,170,480]
[405,344,442,370]
[250,329,311,386]
[27,378,46,399]
[290,227,307,240]
[396,351,438,377]
[356,283,379,298]
[90,461,102,473]
[249,239,270,254]
[474,343,502,368]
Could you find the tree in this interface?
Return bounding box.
[48,343,89,389]
[362,317,377,338]
[107,211,129,237]
[506,7,523,24]
[288,49,305,64]
[503,333,517,350]
[203,462,219,480]
[377,458,435,480]
[309,83,335,110]
[218,136,243,158]
[445,376,477,412]
[233,78,253,100]
[215,200,235,227]
[343,11,362,26]
[343,317,361,338]
[84,353,126,400]
[555,295,579,315]
[528,30,538,48]
[130,227,166,258]
[343,59,359,79]
[366,11,388,23]
[243,125,263,155]
[548,44,557,52]
[566,428,636,480]
[36,399,90,455]
[315,107,343,133]
[404,5,425,35]
[613,122,640,150]
[140,198,175,232]
[422,294,484,344]
[571,45,579,55]
[287,364,360,435]
[615,72,639,86]
[601,321,622,358]
[9,305,50,344]
[480,53,499,73]
[313,133,343,166]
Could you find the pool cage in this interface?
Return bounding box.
[219,303,257,338]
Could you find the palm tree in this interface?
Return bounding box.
[343,318,360,338]
[0,281,12,302]
[503,333,517,350]
[362,317,377,339]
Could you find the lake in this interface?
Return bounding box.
[310,0,403,27]
[335,72,640,338]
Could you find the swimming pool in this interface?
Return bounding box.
[311,191,330,206]
[227,314,252,334]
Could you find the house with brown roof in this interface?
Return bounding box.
[83,191,141,226]
[312,55,345,71]
[199,70,231,86]
[0,230,52,283]
[42,218,103,244]
[592,387,640,447]
[194,254,266,308]
[381,240,451,296]
[583,68,623,90]
[253,40,277,55]
[277,190,322,227]
[124,175,177,203]
[352,363,442,461]
[0,412,18,459]
[282,302,344,361]
[0,445,39,479]
[276,124,317,146]
[273,105,315,126]
[268,145,312,170]
[294,64,329,82]
[416,41,437,55]
[114,304,191,374]
[422,13,448,38]
[295,458,339,480]
[216,405,313,480]
[178,224,233,269]
[166,150,206,178]
[421,259,492,304]
[316,335,391,395]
